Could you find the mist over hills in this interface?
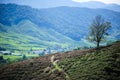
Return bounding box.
[1,1,120,12]
[72,1,120,12]
[0,3,120,50]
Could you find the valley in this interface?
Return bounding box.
[0,4,120,51]
[0,1,120,80]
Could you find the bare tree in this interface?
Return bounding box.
[87,15,111,49]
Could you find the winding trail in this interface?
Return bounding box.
[51,55,70,80]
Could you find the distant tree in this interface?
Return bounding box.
[0,56,4,61]
[87,15,111,49]
[0,56,6,63]
[22,54,27,60]
[38,51,45,56]
[47,47,51,54]
[0,47,6,51]
[30,47,33,51]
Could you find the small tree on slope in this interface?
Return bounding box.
[87,15,111,49]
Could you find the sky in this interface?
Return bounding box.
[72,0,120,4]
[0,0,120,8]
[1,0,120,4]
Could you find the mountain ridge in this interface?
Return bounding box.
[1,1,120,12]
[0,3,120,50]
[0,20,80,51]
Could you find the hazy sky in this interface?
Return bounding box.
[0,0,120,8]
[72,0,120,4]
[1,0,120,4]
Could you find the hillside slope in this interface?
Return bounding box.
[0,4,120,41]
[0,41,120,80]
[58,42,120,80]
[0,20,79,51]
[0,4,120,50]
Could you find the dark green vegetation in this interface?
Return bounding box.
[0,41,120,80]
[58,41,120,80]
[0,4,120,50]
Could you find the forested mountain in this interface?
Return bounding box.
[0,2,120,80]
[73,1,120,12]
[0,3,120,50]
[1,1,120,12]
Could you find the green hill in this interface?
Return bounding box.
[1,4,120,40]
[0,41,120,80]
[58,42,120,80]
[0,4,120,50]
[0,20,79,51]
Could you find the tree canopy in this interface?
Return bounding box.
[87,15,111,48]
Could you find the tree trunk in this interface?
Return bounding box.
[97,41,99,49]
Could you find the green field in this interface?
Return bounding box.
[0,53,39,62]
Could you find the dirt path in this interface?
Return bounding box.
[51,55,70,80]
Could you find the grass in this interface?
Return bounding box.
[53,62,62,71]
[0,20,81,51]
[58,42,120,80]
[25,53,38,57]
[0,53,39,62]
[0,54,22,62]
